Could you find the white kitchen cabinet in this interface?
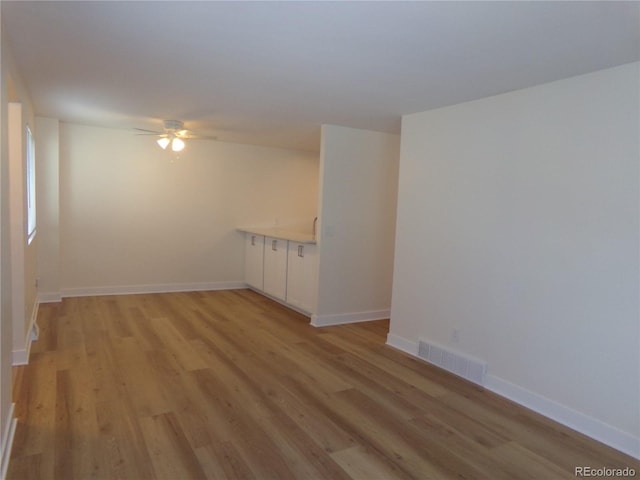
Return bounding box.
[244,234,265,290]
[239,227,318,317]
[263,236,288,301]
[286,242,318,314]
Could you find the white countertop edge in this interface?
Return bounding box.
[237,226,317,244]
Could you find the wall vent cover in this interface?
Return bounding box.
[418,340,487,386]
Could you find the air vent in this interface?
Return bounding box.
[417,339,487,386]
[30,323,39,341]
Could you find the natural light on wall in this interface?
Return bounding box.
[26,124,36,244]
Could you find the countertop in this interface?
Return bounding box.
[237,226,317,244]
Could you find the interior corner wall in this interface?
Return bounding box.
[2,23,37,370]
[0,19,14,455]
[35,117,59,301]
[0,19,37,464]
[390,62,640,456]
[315,125,400,322]
[7,99,37,364]
[58,123,319,295]
[8,103,25,354]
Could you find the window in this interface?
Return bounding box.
[26,124,36,244]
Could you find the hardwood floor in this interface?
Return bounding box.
[8,289,638,479]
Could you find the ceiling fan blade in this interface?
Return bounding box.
[133,127,163,134]
[188,135,218,140]
[173,128,217,140]
[135,121,216,142]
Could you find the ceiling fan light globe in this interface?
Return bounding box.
[157,137,170,149]
[171,137,185,152]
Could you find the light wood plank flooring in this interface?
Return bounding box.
[8,289,639,479]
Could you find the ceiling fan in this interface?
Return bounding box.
[134,120,217,152]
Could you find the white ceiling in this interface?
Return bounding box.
[2,1,639,152]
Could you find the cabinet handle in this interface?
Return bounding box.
[251,235,256,246]
[272,239,277,251]
[298,245,304,257]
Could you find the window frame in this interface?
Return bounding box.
[26,123,36,244]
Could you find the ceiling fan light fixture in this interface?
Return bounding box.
[141,120,204,152]
[157,137,170,149]
[171,137,185,152]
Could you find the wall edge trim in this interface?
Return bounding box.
[59,281,247,298]
[37,292,62,303]
[385,333,639,459]
[485,374,640,460]
[0,403,17,480]
[310,309,390,327]
[12,300,39,366]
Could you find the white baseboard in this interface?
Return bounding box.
[1,403,16,480]
[385,333,640,460]
[246,288,313,318]
[485,375,640,460]
[12,299,39,366]
[37,291,62,303]
[11,349,29,367]
[60,281,247,298]
[311,309,390,327]
[386,332,419,356]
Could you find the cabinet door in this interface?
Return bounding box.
[244,234,264,290]
[286,243,318,314]
[263,237,288,301]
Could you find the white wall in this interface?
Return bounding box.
[1,22,38,471]
[53,123,318,295]
[8,103,25,353]
[0,22,14,470]
[7,102,38,365]
[36,117,60,301]
[315,125,399,325]
[389,63,639,457]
